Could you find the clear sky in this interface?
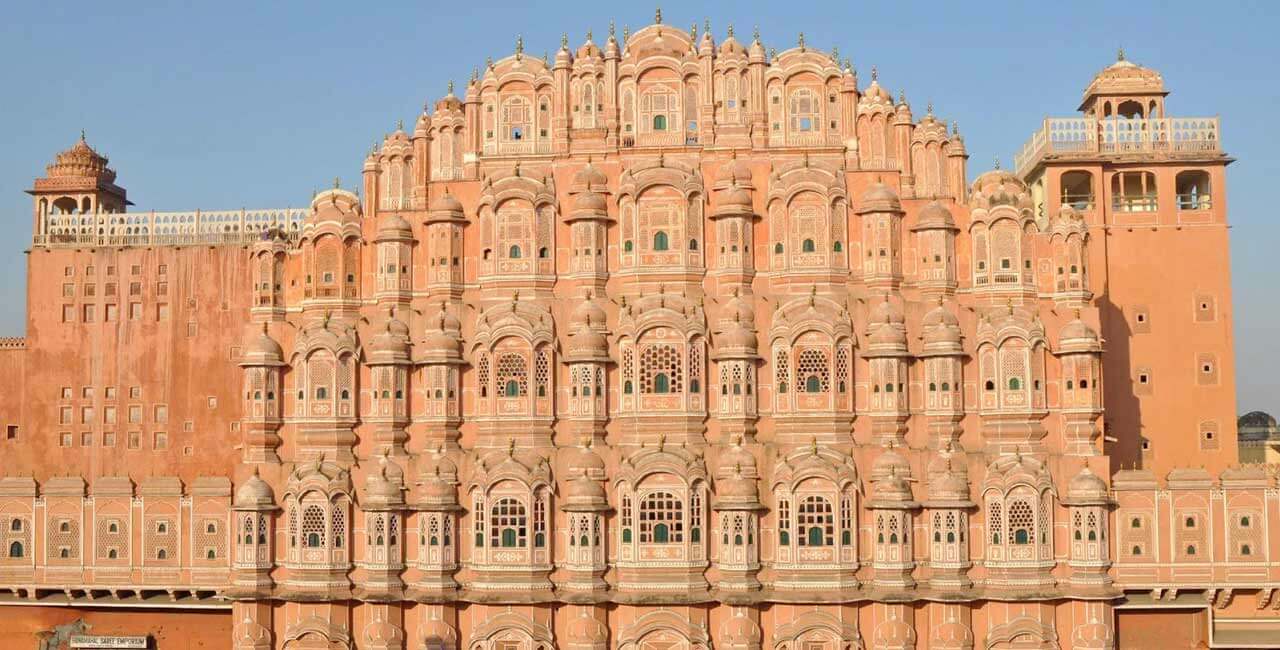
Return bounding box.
[0,0,1276,413]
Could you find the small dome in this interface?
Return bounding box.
[377,214,413,236]
[564,475,607,501]
[573,190,607,213]
[1059,312,1102,353]
[716,466,759,503]
[421,314,462,356]
[719,319,758,351]
[1083,52,1165,103]
[308,187,362,225]
[369,320,410,356]
[928,460,970,502]
[921,301,963,352]
[573,162,608,190]
[857,182,903,213]
[869,295,906,325]
[562,442,606,475]
[1239,411,1277,429]
[576,36,602,60]
[864,78,892,102]
[566,609,608,644]
[568,329,609,357]
[914,201,956,230]
[241,325,284,365]
[871,445,911,481]
[570,294,608,329]
[874,470,913,502]
[364,463,403,505]
[721,292,755,327]
[718,34,746,57]
[715,158,753,186]
[428,191,464,215]
[718,183,753,210]
[234,470,275,509]
[46,133,117,183]
[1068,466,1108,500]
[720,611,762,645]
[717,437,757,476]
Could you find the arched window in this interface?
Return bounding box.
[654,373,671,394]
[302,504,325,548]
[490,498,527,548]
[833,241,843,252]
[624,240,634,252]
[504,380,520,397]
[639,491,683,543]
[774,242,784,254]
[653,114,668,131]
[9,519,20,532]
[1175,170,1212,210]
[8,541,21,558]
[653,230,670,251]
[796,496,834,547]
[1008,377,1021,390]
[802,238,816,253]
[508,245,522,259]
[1061,170,1094,209]
[805,376,822,393]
[1009,500,1034,545]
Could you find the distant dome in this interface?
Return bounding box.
[1239,411,1277,429]
[858,182,903,213]
[1068,466,1108,501]
[1083,51,1165,101]
[914,201,956,231]
[46,133,116,183]
[377,214,413,237]
[234,470,275,509]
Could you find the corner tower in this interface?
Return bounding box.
[1013,51,1234,474]
[28,133,131,244]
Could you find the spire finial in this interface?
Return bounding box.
[753,25,760,42]
[871,65,878,81]
[448,79,455,95]
[844,58,852,72]
[469,68,478,84]
[690,22,697,40]
[926,101,934,115]
[831,45,839,62]
[397,118,404,130]
[586,28,593,42]
[332,176,341,190]
[798,32,805,50]
[1117,47,1126,62]
[515,34,524,56]
[609,20,616,38]
[951,120,960,136]
[655,7,662,24]
[507,438,516,457]
[705,18,711,35]
[727,23,735,39]
[561,32,568,49]
[898,90,906,104]
[811,436,819,457]
[623,24,630,41]
[993,155,1001,171]
[80,128,86,142]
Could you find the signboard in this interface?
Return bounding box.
[69,636,149,649]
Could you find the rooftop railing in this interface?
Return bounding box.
[33,208,307,248]
[1014,116,1221,177]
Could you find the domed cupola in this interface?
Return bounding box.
[714,155,754,190]
[45,132,117,184]
[914,200,956,231]
[858,181,903,214]
[566,291,611,363]
[561,440,608,514]
[367,312,412,365]
[920,298,964,356]
[307,184,362,226]
[419,309,463,364]
[234,468,276,509]
[362,454,406,509]
[376,214,414,240]
[870,443,911,482]
[747,27,766,61]
[865,295,908,357]
[241,323,285,367]
[426,189,465,223]
[414,446,460,509]
[565,608,609,649]
[1058,310,1102,354]
[871,465,916,505]
[575,31,602,60]
[719,609,762,649]
[926,456,972,506]
[718,24,746,57]
[1066,465,1109,504]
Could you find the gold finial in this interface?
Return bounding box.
[80,128,87,142]
[844,58,852,72]
[332,176,341,189]
[561,32,568,48]
[690,22,697,40]
[486,56,494,69]
[516,34,524,55]
[623,25,630,41]
[810,436,819,456]
[397,118,404,130]
[1117,47,1125,62]
[586,28,593,42]
[993,155,1001,170]
[727,23,735,39]
[871,65,878,81]
[926,101,934,115]
[609,21,616,38]
[507,438,516,457]
[831,45,839,61]
[658,433,667,451]
[447,79,455,95]
[797,32,805,50]
[753,25,760,42]
[655,6,662,24]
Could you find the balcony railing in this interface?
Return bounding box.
[1014,116,1222,177]
[33,208,306,248]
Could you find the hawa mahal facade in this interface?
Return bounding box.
[0,13,1270,650]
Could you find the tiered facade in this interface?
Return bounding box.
[0,19,1268,649]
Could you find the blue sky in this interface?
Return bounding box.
[1,1,1276,412]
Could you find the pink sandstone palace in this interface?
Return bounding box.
[0,13,1267,650]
